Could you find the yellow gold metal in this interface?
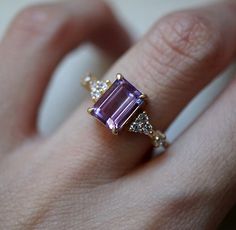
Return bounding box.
[116,73,124,80]
[81,73,95,91]
[92,97,97,103]
[87,107,95,114]
[139,94,147,100]
[81,73,169,149]
[106,80,112,86]
[112,127,119,135]
[148,130,169,148]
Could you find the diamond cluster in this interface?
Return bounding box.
[129,112,153,135]
[129,111,167,148]
[82,74,110,102]
[90,80,110,101]
[82,74,168,149]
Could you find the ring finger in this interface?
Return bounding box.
[49,2,236,179]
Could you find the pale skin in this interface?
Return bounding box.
[0,0,236,229]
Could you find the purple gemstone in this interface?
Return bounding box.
[91,77,144,132]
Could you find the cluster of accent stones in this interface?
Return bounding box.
[129,111,167,148]
[90,80,110,101]
[82,74,110,101]
[129,111,153,135]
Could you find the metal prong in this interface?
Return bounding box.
[139,94,147,100]
[116,73,124,80]
[81,73,96,91]
[87,107,95,114]
[106,80,112,86]
[112,127,119,135]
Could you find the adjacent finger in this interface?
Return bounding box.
[0,0,131,153]
[52,2,236,178]
[129,76,236,229]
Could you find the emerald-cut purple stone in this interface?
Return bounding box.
[91,77,144,132]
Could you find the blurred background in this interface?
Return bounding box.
[0,0,235,229]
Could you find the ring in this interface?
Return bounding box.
[81,73,169,149]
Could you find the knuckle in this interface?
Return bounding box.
[13,5,51,36]
[153,12,219,63]
[10,4,74,46]
[7,0,113,49]
[141,12,220,75]
[136,11,221,98]
[94,0,111,14]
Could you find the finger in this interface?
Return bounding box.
[0,0,131,152]
[129,76,236,229]
[51,2,236,178]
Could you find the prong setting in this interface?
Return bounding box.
[106,80,112,86]
[87,107,95,114]
[81,73,169,149]
[139,94,147,100]
[112,127,119,135]
[81,73,94,91]
[116,73,124,80]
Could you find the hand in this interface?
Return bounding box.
[0,0,235,229]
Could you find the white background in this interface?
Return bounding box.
[0,0,235,141]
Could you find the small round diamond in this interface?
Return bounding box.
[90,80,109,101]
[129,112,153,135]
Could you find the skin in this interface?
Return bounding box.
[0,0,235,229]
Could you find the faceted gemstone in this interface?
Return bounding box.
[91,77,144,132]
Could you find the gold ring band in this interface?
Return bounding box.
[81,73,169,149]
